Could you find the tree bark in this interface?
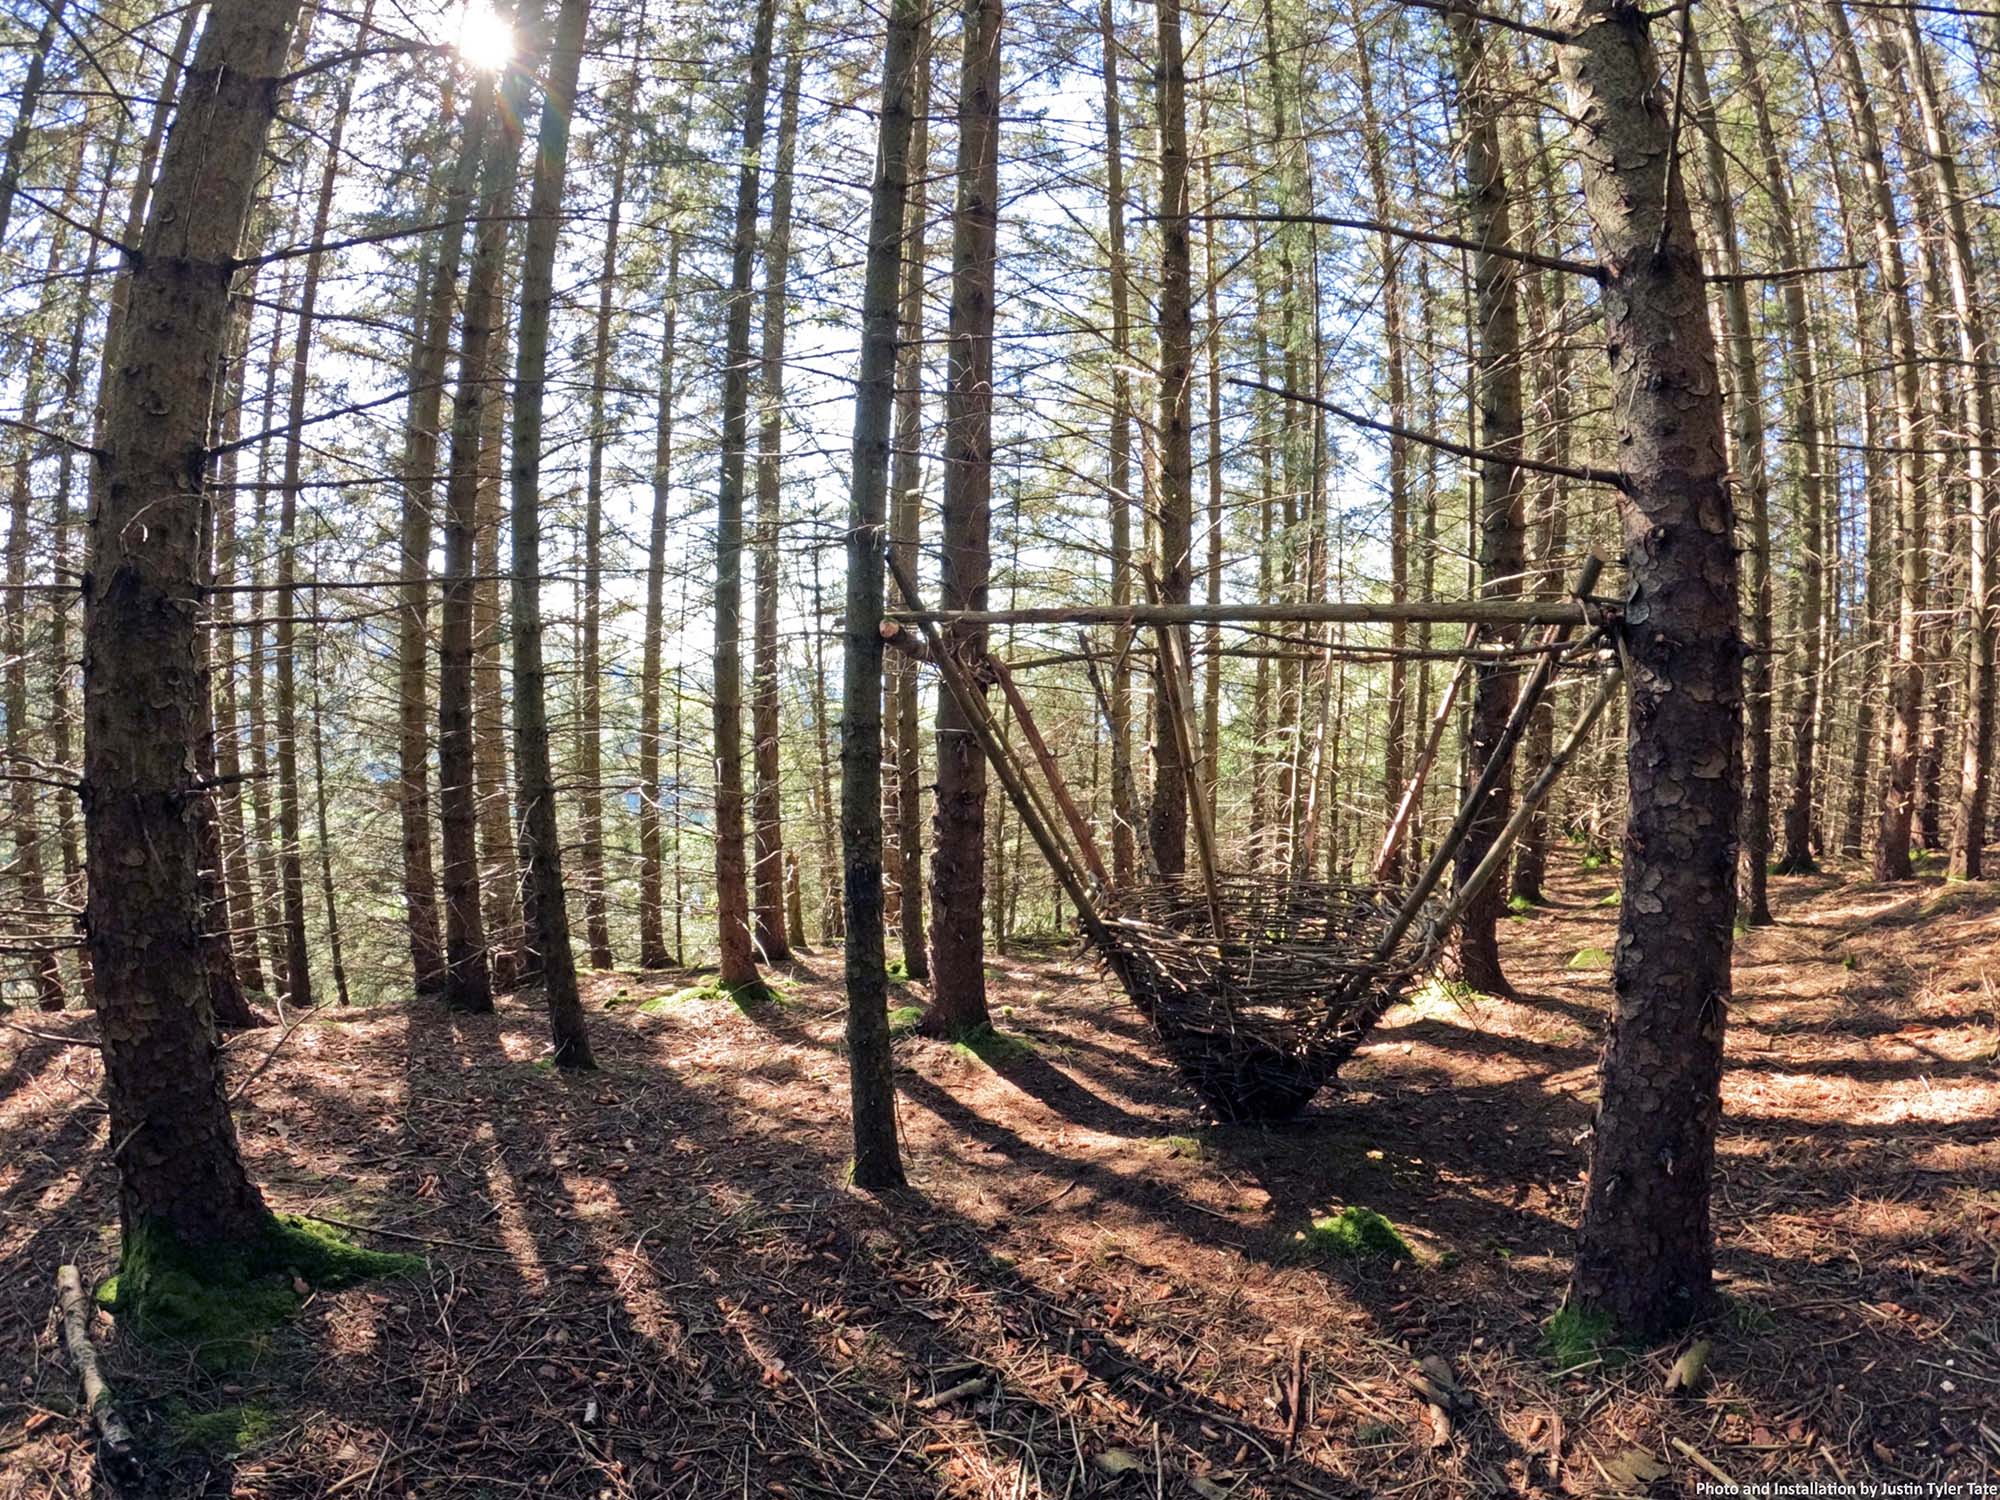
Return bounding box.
[577,46,637,973]
[0,0,70,248]
[1686,28,1773,924]
[925,0,1003,1037]
[440,6,542,1011]
[396,94,489,997]
[752,7,807,963]
[84,0,304,1256]
[510,0,597,1068]
[889,13,932,980]
[1352,11,1412,886]
[639,239,683,969]
[1895,13,1998,880]
[1721,0,1827,878]
[1828,0,1927,881]
[1446,4,1525,991]
[1099,0,1137,887]
[842,0,923,1190]
[1149,0,1194,880]
[274,7,373,1007]
[713,0,780,994]
[1556,0,1741,1339]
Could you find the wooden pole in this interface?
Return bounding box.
[888,596,1612,630]
[989,657,1113,890]
[1309,552,1604,1042]
[1422,663,1623,945]
[886,550,1123,962]
[1373,624,1476,882]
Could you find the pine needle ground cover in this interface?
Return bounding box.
[4,860,1995,1496]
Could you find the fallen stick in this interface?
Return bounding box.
[55,1264,142,1487]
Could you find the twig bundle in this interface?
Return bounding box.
[1100,873,1448,1121]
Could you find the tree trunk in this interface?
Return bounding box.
[752,8,807,962]
[474,278,524,989]
[836,0,920,1192]
[1829,0,1927,882]
[0,0,70,247]
[1446,5,1525,993]
[6,370,62,1010]
[843,0,922,1191]
[84,0,304,1262]
[1721,0,1827,878]
[889,13,932,980]
[1556,0,1741,1339]
[925,0,1003,1038]
[1896,13,1998,879]
[396,94,489,997]
[510,0,597,1068]
[713,0,780,994]
[577,49,636,973]
[307,591,350,1006]
[274,13,371,1007]
[639,239,683,969]
[1149,0,1194,880]
[1686,28,1773,924]
[211,275,265,1002]
[1098,0,1137,887]
[1352,12,1411,886]
[441,8,544,1012]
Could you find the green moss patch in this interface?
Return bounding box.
[101,1213,422,1366]
[886,1005,926,1038]
[1295,1207,1412,1263]
[639,977,787,1015]
[1567,946,1613,971]
[1506,894,1540,919]
[163,1401,279,1456]
[1152,1134,1209,1162]
[951,1024,1037,1067]
[1541,1302,1632,1371]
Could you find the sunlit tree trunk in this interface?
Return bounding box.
[713,0,779,993]
[888,12,932,979]
[510,0,597,1067]
[1557,0,1741,1339]
[1829,0,1927,881]
[576,64,635,972]
[441,5,546,1012]
[925,0,1003,1036]
[1687,29,1773,924]
[638,240,682,969]
[1098,0,1137,887]
[84,0,304,1266]
[843,0,922,1190]
[1446,5,1525,992]
[752,8,807,962]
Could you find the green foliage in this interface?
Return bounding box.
[886,1005,925,1037]
[640,978,788,1014]
[1595,889,1621,908]
[163,1401,279,1456]
[1295,1207,1412,1263]
[886,956,910,982]
[1567,947,1613,971]
[1153,1134,1208,1162]
[101,1214,422,1366]
[951,1024,1037,1067]
[1541,1302,1630,1371]
[1506,894,1540,919]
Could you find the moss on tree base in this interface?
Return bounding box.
[97,1213,422,1363]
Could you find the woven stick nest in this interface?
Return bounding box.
[1098,872,1446,1122]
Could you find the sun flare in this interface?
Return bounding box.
[454,1,513,72]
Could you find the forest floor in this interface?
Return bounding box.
[3,854,1998,1498]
